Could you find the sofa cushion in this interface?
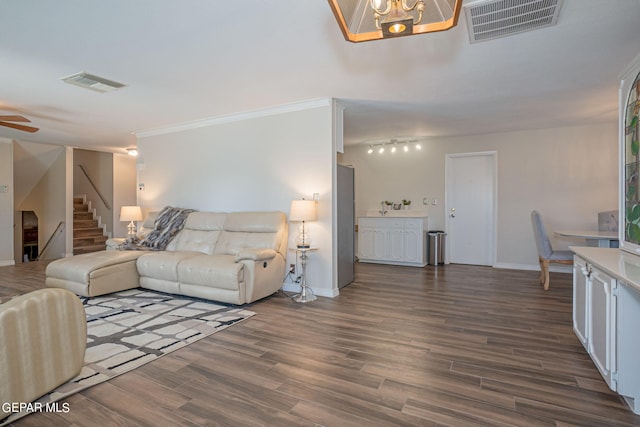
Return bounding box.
[223,212,285,233]
[46,250,145,284]
[178,255,244,291]
[166,212,226,254]
[136,251,201,282]
[214,212,286,256]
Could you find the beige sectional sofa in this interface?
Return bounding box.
[46,210,288,305]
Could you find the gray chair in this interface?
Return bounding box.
[531,210,573,290]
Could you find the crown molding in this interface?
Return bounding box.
[134,98,332,139]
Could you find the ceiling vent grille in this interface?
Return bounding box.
[61,72,126,93]
[464,0,563,43]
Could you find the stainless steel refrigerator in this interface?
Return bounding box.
[337,164,355,288]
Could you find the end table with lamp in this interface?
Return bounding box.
[289,198,318,303]
[290,247,318,303]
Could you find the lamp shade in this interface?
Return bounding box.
[289,200,317,222]
[120,206,143,222]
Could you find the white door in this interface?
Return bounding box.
[445,152,496,266]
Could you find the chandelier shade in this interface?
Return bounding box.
[328,0,462,43]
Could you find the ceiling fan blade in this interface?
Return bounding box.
[0,115,31,122]
[0,121,39,133]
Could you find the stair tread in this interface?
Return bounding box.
[73,197,107,254]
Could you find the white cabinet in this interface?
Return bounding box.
[572,257,589,350]
[357,217,428,267]
[358,226,385,260]
[573,250,640,413]
[616,282,640,413]
[587,266,617,390]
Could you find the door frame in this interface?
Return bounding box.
[444,151,497,266]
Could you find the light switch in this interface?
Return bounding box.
[0,184,8,193]
[432,198,438,205]
[423,197,429,205]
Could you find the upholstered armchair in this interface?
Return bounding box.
[0,288,86,420]
[531,210,574,290]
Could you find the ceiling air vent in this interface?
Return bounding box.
[464,0,564,43]
[61,72,126,93]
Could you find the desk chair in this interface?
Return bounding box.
[531,210,574,290]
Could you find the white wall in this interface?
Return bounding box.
[136,100,336,296]
[112,154,138,238]
[19,147,69,260]
[0,139,14,265]
[74,149,114,235]
[339,122,618,270]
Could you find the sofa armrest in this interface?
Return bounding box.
[0,289,86,420]
[235,248,277,262]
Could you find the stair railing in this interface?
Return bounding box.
[77,164,111,210]
[36,221,65,261]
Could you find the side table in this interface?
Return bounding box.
[290,247,317,303]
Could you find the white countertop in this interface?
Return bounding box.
[364,208,428,218]
[570,246,640,293]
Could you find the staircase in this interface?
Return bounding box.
[73,196,108,254]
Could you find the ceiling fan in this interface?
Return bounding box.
[0,115,39,133]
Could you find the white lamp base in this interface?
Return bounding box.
[293,287,317,303]
[127,221,137,236]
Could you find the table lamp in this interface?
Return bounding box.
[289,199,317,248]
[120,206,143,235]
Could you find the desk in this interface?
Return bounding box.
[554,230,619,248]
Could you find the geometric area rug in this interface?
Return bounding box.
[1,288,255,426]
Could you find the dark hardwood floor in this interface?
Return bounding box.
[2,261,640,426]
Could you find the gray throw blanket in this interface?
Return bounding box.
[119,206,195,251]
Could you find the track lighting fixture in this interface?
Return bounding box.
[365,139,424,155]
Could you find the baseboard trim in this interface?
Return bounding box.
[281,283,339,298]
[0,260,16,267]
[493,262,572,274]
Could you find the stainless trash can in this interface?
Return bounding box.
[428,231,445,265]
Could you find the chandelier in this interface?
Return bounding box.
[328,0,462,43]
[372,0,425,38]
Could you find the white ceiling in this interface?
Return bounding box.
[0,0,639,153]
